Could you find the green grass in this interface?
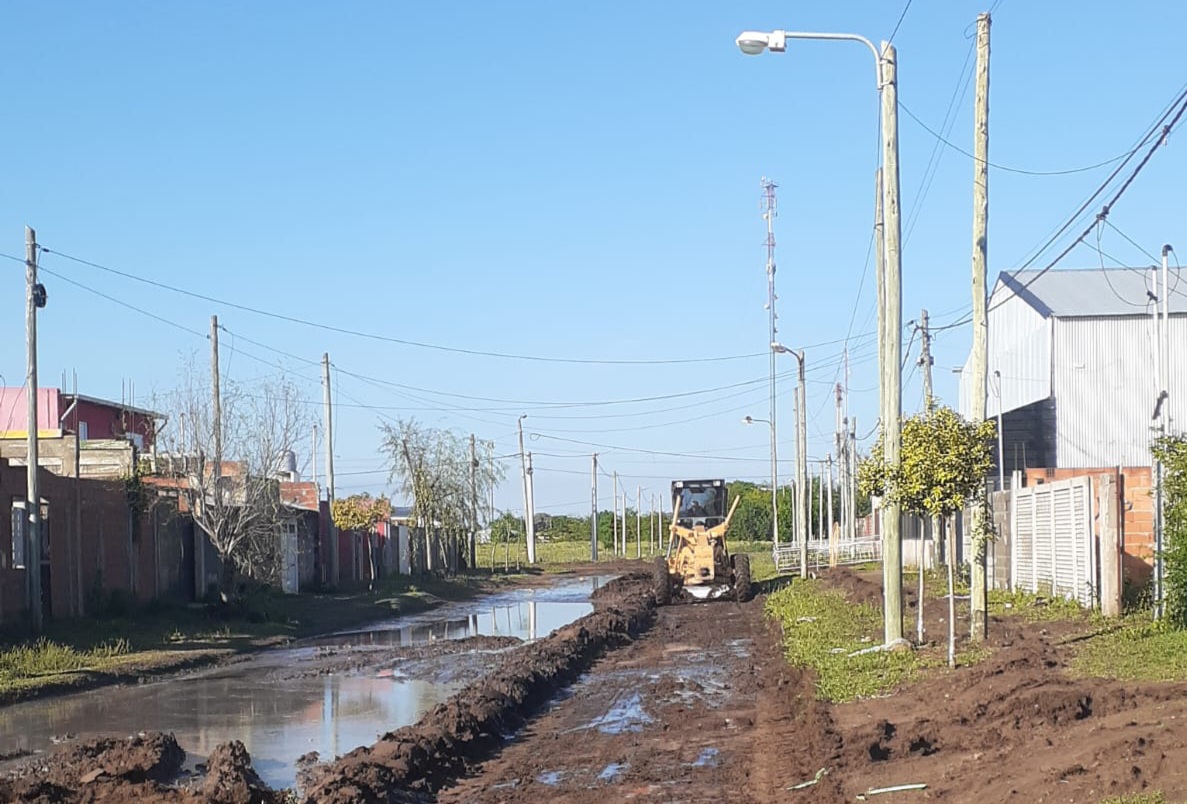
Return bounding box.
[1073,621,1187,682]
[765,579,922,702]
[987,587,1087,623]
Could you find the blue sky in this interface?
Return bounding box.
[3,1,1186,519]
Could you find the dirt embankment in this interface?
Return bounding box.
[297,573,656,802]
[0,572,656,804]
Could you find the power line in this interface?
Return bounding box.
[936,85,1187,333]
[887,0,914,45]
[37,247,765,366]
[900,102,1138,176]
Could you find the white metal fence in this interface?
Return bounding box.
[773,537,883,575]
[1010,476,1095,607]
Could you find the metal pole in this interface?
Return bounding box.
[469,434,479,571]
[818,461,825,541]
[612,471,619,556]
[25,227,43,630]
[764,179,780,549]
[827,454,834,545]
[881,39,905,644]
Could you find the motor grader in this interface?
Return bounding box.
[653,479,752,604]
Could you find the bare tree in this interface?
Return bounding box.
[156,358,311,595]
[380,419,503,574]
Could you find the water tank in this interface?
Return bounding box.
[279,449,298,481]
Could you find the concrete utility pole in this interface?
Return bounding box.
[590,453,599,561]
[25,226,43,630]
[919,309,934,410]
[881,39,905,645]
[517,416,536,563]
[827,453,835,546]
[835,383,845,544]
[818,460,825,540]
[322,353,338,586]
[849,417,858,540]
[469,434,479,570]
[969,12,991,642]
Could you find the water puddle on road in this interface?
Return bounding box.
[0,574,615,790]
[586,692,653,735]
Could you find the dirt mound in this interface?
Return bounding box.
[0,731,186,803]
[588,571,651,605]
[299,582,656,802]
[199,741,282,804]
[821,567,883,607]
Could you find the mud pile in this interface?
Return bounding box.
[298,572,655,802]
[0,732,284,804]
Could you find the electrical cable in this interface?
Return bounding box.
[37,247,767,366]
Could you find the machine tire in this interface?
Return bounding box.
[732,553,753,603]
[653,556,672,606]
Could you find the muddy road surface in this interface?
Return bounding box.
[0,573,617,791]
[437,592,836,804]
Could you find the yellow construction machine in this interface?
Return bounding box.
[653,479,752,604]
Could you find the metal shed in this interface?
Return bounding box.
[959,267,1187,475]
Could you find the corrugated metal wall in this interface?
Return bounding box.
[1053,315,1187,467]
[961,281,1051,419]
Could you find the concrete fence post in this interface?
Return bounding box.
[1100,473,1122,617]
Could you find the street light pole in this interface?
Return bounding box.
[736,26,903,642]
[744,416,778,545]
[773,343,808,578]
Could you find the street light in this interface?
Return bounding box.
[743,415,779,546]
[772,343,808,578]
[737,24,905,641]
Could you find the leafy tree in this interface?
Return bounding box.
[332,493,393,589]
[381,419,504,573]
[858,405,995,661]
[1153,435,1187,628]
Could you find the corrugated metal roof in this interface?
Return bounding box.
[999,267,1187,318]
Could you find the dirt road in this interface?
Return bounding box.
[438,593,842,804]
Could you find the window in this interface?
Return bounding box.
[11,500,26,569]
[78,421,89,441]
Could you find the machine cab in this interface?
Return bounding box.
[672,479,727,531]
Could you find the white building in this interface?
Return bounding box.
[959,267,1187,479]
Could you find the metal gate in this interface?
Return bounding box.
[1010,476,1095,607]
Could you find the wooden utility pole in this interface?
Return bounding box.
[636,485,642,558]
[469,434,479,571]
[969,12,991,642]
[919,309,934,410]
[322,353,338,586]
[612,470,619,556]
[590,454,599,561]
[875,169,885,406]
[25,227,43,631]
[881,40,905,645]
[525,451,536,564]
[211,316,222,479]
[517,416,535,563]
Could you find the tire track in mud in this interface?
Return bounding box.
[439,595,843,804]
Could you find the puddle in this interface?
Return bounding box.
[537,770,564,785]
[587,692,653,734]
[0,574,615,790]
[692,747,720,767]
[597,762,629,782]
